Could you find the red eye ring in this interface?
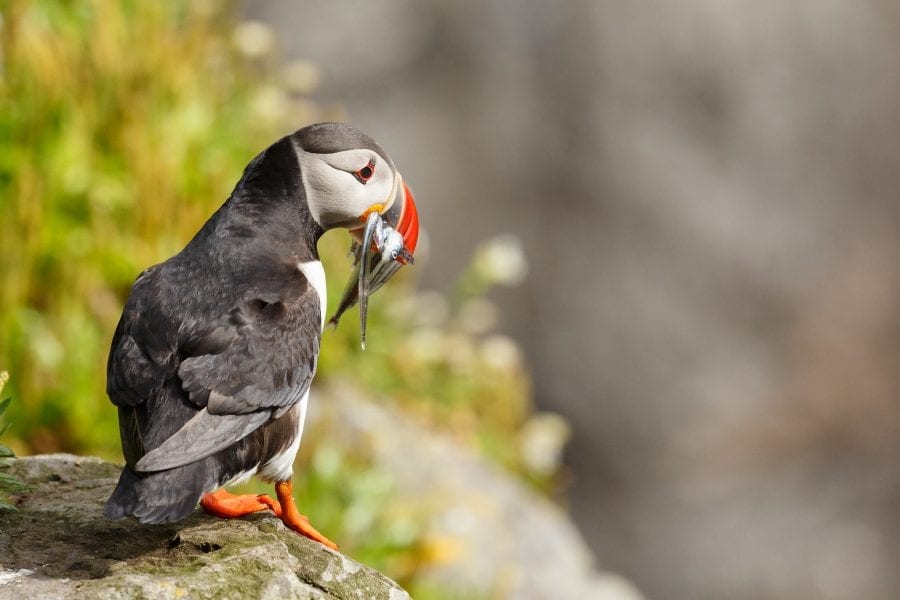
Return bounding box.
[354,160,376,184]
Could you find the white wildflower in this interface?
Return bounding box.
[519,413,570,477]
[456,298,498,336]
[232,21,275,58]
[479,335,522,370]
[282,60,321,94]
[473,234,528,287]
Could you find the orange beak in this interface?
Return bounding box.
[382,180,419,263]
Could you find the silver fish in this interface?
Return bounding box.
[328,212,415,349]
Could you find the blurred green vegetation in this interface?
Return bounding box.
[0,0,305,457]
[0,0,560,594]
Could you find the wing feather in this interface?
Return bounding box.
[177,299,319,415]
[135,408,271,471]
[107,268,177,407]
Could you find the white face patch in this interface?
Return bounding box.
[298,260,327,331]
[291,141,397,229]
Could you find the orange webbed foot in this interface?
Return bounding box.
[275,480,338,550]
[200,488,282,519]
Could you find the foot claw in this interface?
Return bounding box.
[256,494,282,517]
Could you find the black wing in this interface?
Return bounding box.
[135,289,321,472]
[107,266,177,408]
[108,263,321,473]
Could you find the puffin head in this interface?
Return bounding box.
[290,123,419,257]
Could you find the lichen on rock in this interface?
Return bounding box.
[0,454,409,600]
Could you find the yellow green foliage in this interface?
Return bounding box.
[0,1,556,594]
[0,0,321,455]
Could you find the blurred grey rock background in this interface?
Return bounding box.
[244,2,900,599]
[312,384,644,600]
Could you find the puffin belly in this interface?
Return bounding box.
[222,464,258,488]
[258,389,310,482]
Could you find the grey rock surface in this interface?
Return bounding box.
[0,454,409,600]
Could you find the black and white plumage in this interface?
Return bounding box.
[104,123,418,535]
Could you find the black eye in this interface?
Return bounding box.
[354,159,375,184]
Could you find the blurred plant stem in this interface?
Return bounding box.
[0,371,32,510]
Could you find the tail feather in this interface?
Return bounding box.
[105,461,218,524]
[104,467,140,520]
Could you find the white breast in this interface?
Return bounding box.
[298,260,327,330]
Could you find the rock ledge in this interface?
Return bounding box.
[0,454,409,600]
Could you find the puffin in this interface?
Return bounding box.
[104,123,419,549]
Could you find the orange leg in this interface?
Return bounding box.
[275,479,338,550]
[200,488,282,519]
